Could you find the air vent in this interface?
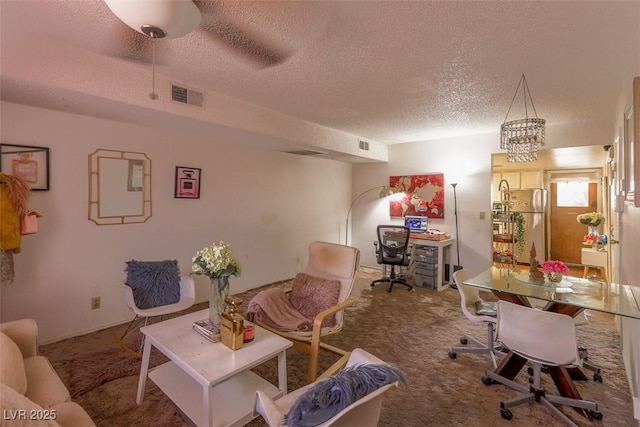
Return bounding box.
[281,149,325,156]
[171,84,204,108]
[359,140,370,151]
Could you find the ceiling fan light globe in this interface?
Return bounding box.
[104,0,201,39]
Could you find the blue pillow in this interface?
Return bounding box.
[284,364,405,427]
[124,260,181,309]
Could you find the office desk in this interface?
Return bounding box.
[464,267,640,418]
[408,235,454,292]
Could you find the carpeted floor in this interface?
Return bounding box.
[40,267,634,427]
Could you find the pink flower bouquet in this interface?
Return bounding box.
[540,260,570,275]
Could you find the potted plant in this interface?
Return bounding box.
[541,260,570,282]
[512,211,526,255]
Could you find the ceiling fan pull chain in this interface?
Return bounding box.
[149,38,158,100]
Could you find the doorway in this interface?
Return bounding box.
[548,171,601,264]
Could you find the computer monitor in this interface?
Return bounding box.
[404,215,428,233]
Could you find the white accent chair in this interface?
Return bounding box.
[253,348,399,427]
[448,269,504,368]
[483,301,602,426]
[252,241,361,383]
[117,276,196,354]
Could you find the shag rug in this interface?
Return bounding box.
[41,267,635,427]
[67,337,168,397]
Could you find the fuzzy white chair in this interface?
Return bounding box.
[253,348,402,427]
[116,275,196,355]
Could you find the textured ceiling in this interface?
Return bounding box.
[1,1,639,161]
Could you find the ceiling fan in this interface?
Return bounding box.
[103,0,291,68]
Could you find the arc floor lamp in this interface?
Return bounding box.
[345,185,396,246]
[451,182,462,288]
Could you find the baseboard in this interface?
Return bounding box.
[39,316,135,346]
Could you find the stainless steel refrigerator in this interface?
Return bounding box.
[507,189,547,263]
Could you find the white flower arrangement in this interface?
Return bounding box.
[191,241,242,279]
[576,212,605,227]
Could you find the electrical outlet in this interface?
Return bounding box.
[479,211,486,220]
[91,296,101,310]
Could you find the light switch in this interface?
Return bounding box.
[479,211,486,220]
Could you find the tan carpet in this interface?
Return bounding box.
[40,267,634,426]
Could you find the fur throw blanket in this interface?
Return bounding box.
[0,172,30,218]
[246,288,313,332]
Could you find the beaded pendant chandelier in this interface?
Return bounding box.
[500,74,546,163]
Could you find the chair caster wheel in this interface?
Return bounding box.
[590,410,603,421]
[482,375,494,386]
[460,337,468,345]
[594,373,603,383]
[448,351,457,359]
[500,408,513,420]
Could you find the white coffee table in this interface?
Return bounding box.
[136,309,292,427]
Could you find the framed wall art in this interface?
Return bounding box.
[389,173,444,218]
[174,166,201,199]
[0,144,50,190]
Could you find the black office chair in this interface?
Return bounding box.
[371,225,413,292]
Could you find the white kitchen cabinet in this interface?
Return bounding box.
[501,172,521,190]
[521,170,543,189]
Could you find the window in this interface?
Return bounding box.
[556,181,589,207]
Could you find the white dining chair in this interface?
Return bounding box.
[448,269,505,368]
[483,300,602,426]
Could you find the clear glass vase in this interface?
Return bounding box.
[547,272,563,283]
[588,225,599,237]
[209,277,230,329]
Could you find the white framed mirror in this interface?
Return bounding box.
[88,149,152,225]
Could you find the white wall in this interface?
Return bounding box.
[351,134,496,274]
[0,102,352,344]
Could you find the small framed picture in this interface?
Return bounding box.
[174,166,201,199]
[0,144,50,191]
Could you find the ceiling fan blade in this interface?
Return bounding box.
[202,21,290,67]
[194,0,291,68]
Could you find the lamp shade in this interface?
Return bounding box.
[104,0,202,39]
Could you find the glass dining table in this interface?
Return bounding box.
[464,266,640,419]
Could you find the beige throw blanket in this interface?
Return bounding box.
[246,288,313,332]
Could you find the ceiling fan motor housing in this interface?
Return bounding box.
[104,0,202,39]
